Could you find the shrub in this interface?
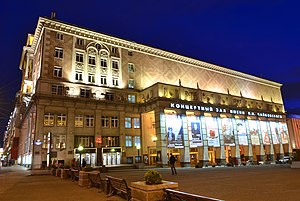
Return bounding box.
[144,170,163,185]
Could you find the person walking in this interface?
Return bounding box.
[82,158,87,168]
[169,153,177,175]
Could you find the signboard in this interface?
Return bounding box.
[96,136,102,144]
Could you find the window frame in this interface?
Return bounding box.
[75,115,84,127]
[51,85,63,95]
[102,116,109,128]
[44,113,54,126]
[125,117,132,128]
[57,113,67,126]
[85,115,94,127]
[111,116,119,128]
[76,52,84,63]
[125,136,133,147]
[53,66,62,78]
[55,47,63,59]
[133,118,140,128]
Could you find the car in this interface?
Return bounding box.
[278,156,290,164]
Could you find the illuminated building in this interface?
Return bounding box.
[4,14,292,168]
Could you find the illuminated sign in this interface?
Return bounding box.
[96,136,102,144]
[170,103,283,118]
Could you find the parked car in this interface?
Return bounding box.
[277,156,290,164]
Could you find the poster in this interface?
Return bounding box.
[269,121,279,144]
[221,118,235,146]
[260,121,270,144]
[279,122,289,144]
[236,119,248,145]
[205,117,220,147]
[188,116,202,147]
[165,114,184,148]
[248,120,260,145]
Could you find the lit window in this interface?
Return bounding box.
[102,116,109,128]
[134,136,141,147]
[134,118,140,128]
[86,115,94,127]
[53,66,62,78]
[51,85,63,95]
[125,117,132,128]
[111,116,118,128]
[75,115,83,127]
[88,55,96,65]
[57,33,63,40]
[44,113,54,126]
[128,79,135,89]
[126,136,133,147]
[75,71,83,81]
[55,48,63,59]
[128,94,136,103]
[102,136,119,147]
[55,135,66,150]
[128,63,135,73]
[76,52,84,63]
[88,74,95,83]
[77,38,84,46]
[57,114,67,126]
[112,77,119,86]
[80,88,91,98]
[75,136,94,148]
[100,58,107,67]
[100,76,107,85]
[112,61,119,70]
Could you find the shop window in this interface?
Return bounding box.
[125,117,132,128]
[75,136,94,148]
[75,115,83,127]
[125,136,133,147]
[133,118,140,128]
[86,115,94,127]
[102,136,119,147]
[57,114,67,126]
[44,113,54,126]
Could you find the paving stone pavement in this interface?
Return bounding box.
[0,164,299,201]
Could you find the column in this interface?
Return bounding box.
[245,120,253,162]
[198,116,209,167]
[267,121,275,163]
[66,108,75,165]
[95,109,103,165]
[179,113,190,167]
[232,118,241,165]
[217,117,226,165]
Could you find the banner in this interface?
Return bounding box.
[236,119,248,145]
[221,118,235,146]
[188,116,202,147]
[269,121,279,144]
[248,120,260,145]
[165,114,184,148]
[205,117,220,147]
[260,121,270,144]
[279,122,289,144]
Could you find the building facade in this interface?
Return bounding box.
[3,16,292,169]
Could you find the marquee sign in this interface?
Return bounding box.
[170,103,283,119]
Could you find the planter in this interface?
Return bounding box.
[61,169,70,179]
[78,171,90,187]
[131,180,178,201]
[291,161,300,168]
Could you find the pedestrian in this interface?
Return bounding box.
[82,158,87,168]
[71,158,76,169]
[169,153,177,175]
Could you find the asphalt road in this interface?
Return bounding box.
[0,164,299,201]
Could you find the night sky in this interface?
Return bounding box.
[1,1,300,147]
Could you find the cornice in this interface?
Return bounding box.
[31,17,282,88]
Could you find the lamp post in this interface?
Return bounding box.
[136,145,141,163]
[78,145,84,168]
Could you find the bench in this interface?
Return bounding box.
[71,169,79,181]
[106,175,131,201]
[87,172,107,193]
[164,188,224,201]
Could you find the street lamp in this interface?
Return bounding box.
[78,145,84,168]
[136,145,141,163]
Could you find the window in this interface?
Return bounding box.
[105,93,114,101]
[102,136,119,147]
[112,61,119,70]
[53,66,62,78]
[125,117,132,128]
[44,113,54,126]
[75,136,94,148]
[112,77,119,86]
[75,71,83,81]
[112,47,117,53]
[126,136,133,147]
[76,52,84,63]
[134,136,141,147]
[77,38,84,46]
[111,116,118,128]
[133,118,140,128]
[80,88,91,98]
[128,50,133,56]
[100,76,107,85]
[128,63,135,73]
[51,85,63,95]
[102,116,109,128]
[57,33,63,40]
[55,135,66,150]
[75,115,83,127]
[86,115,94,127]
[55,48,63,59]
[57,114,67,126]
[128,94,136,103]
[88,74,95,83]
[88,55,96,65]
[128,79,135,89]
[100,58,107,67]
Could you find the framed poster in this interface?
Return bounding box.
[279,122,289,144]
[205,117,220,147]
[260,121,270,144]
[248,120,260,145]
[221,118,235,146]
[269,121,279,144]
[236,119,248,145]
[165,114,184,148]
[188,116,202,147]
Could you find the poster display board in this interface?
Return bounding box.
[260,121,270,144]
[248,120,260,145]
[205,117,220,147]
[165,114,184,148]
[187,116,202,147]
[236,119,248,145]
[221,118,235,146]
[279,122,289,144]
[269,121,280,144]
